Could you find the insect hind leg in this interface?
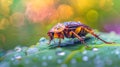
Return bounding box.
[71,31,89,47]
[83,27,114,44]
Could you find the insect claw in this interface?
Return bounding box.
[106,42,115,44]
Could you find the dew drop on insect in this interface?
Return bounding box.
[61,64,67,67]
[82,56,88,61]
[92,48,99,52]
[42,61,48,66]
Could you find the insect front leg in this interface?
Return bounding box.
[84,27,115,44]
[48,38,52,45]
[58,33,64,47]
[58,38,61,47]
[71,31,89,48]
[48,35,54,45]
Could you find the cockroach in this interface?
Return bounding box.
[47,21,114,47]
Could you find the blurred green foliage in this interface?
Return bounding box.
[0,0,120,50]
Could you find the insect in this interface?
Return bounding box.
[47,21,114,47]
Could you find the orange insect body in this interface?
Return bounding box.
[47,21,113,47]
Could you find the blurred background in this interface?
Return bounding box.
[0,0,120,50]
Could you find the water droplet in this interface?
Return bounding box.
[14,46,22,52]
[115,50,120,55]
[11,57,15,61]
[42,56,47,60]
[94,56,104,67]
[15,55,22,60]
[61,64,67,67]
[39,37,46,42]
[39,37,49,44]
[92,48,99,51]
[82,50,87,54]
[56,48,66,56]
[70,58,77,64]
[57,51,66,56]
[22,47,28,52]
[26,47,39,55]
[57,59,62,64]
[82,56,88,61]
[48,55,52,60]
[42,62,47,66]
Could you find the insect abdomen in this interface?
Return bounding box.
[78,27,88,36]
[73,27,88,37]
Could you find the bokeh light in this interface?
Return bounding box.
[104,18,120,34]
[25,0,56,22]
[57,4,74,20]
[0,18,9,30]
[86,9,99,22]
[99,0,113,11]
[10,12,25,27]
[70,0,96,14]
[0,0,13,16]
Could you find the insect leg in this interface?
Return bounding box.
[84,27,114,44]
[71,31,89,47]
[48,38,52,45]
[58,38,61,47]
[48,35,53,45]
[58,32,64,47]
